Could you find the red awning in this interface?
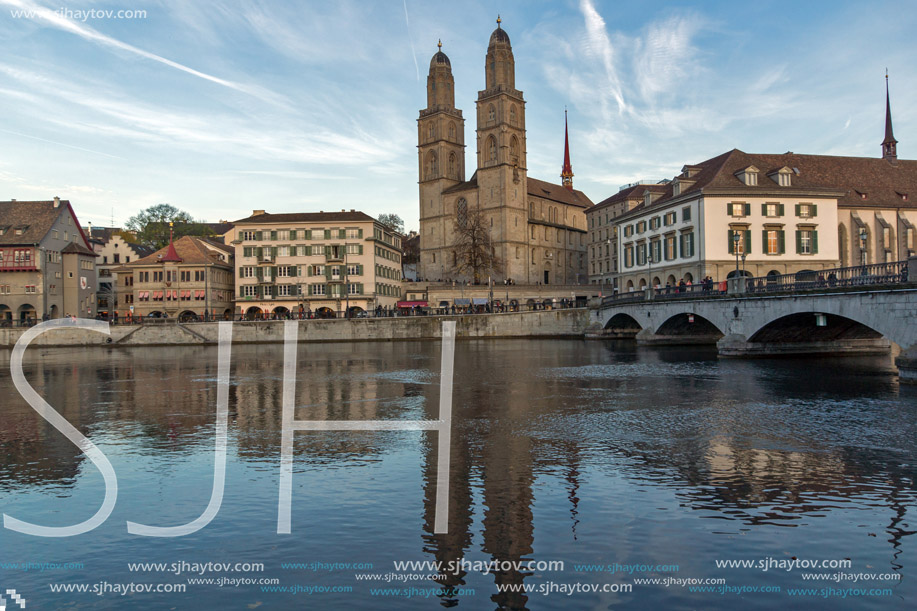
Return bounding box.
[397,301,428,307]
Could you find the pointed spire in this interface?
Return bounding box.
[883,70,898,162]
[496,14,502,28]
[160,221,182,262]
[561,108,574,190]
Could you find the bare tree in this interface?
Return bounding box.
[450,203,501,284]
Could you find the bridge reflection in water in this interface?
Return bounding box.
[1,340,915,609]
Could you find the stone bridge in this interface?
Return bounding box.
[593,286,917,382]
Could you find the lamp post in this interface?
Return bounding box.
[733,231,741,278]
[647,245,654,292]
[859,227,868,268]
[741,252,747,292]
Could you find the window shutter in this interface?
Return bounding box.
[339,229,346,239]
[307,266,313,277]
[761,203,768,216]
[290,266,297,277]
[795,204,801,216]
[795,230,802,253]
[811,204,818,216]
[239,266,244,278]
[323,229,330,239]
[762,230,768,253]
[305,230,312,240]
[727,230,734,254]
[358,283,364,295]
[271,231,277,241]
[744,203,751,216]
[812,231,819,254]
[358,229,363,238]
[778,230,785,254]
[778,203,785,216]
[256,247,262,258]
[358,245,364,255]
[744,230,751,254]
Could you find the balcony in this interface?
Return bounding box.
[258,254,275,264]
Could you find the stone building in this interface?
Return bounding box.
[226,210,402,318]
[0,198,97,323]
[606,80,916,291]
[116,235,235,320]
[417,19,592,286]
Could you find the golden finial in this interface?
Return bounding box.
[437,39,442,50]
[497,14,502,27]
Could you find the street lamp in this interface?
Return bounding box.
[647,244,654,292]
[733,231,741,280]
[859,227,868,267]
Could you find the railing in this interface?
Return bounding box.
[600,261,911,308]
[743,261,908,294]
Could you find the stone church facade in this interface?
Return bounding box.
[418,19,592,285]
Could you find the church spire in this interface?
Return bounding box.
[882,70,898,162]
[561,109,574,190]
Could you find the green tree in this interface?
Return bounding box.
[126,204,213,249]
[377,213,405,234]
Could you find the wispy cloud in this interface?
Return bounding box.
[403,0,420,81]
[579,0,626,116]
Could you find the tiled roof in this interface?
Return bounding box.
[126,236,234,267]
[615,149,917,221]
[442,172,479,194]
[0,200,67,245]
[204,221,235,235]
[590,183,668,213]
[527,177,594,208]
[61,242,98,256]
[232,211,375,224]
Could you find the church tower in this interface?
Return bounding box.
[418,41,465,280]
[475,16,528,280]
[561,109,574,190]
[882,72,898,163]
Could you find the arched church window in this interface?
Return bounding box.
[510,136,518,161]
[448,153,456,178]
[456,198,468,228]
[428,123,435,140]
[510,105,517,123]
[488,136,497,162]
[448,122,456,139]
[529,202,534,218]
[427,151,438,178]
[488,105,495,122]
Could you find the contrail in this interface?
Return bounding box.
[0,127,122,159]
[403,0,420,81]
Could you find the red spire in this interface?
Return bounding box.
[561,108,574,191]
[160,224,182,262]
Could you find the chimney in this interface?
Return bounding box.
[351,209,355,212]
[53,196,60,208]
[10,198,15,202]
[252,209,266,216]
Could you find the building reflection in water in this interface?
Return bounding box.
[0,340,915,610]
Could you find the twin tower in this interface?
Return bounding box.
[418,18,590,285]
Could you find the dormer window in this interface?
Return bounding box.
[735,166,759,186]
[644,191,652,207]
[673,181,680,197]
[768,166,793,187]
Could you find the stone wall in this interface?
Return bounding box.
[0,309,591,349]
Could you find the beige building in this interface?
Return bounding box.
[587,182,668,293]
[116,235,235,320]
[418,20,591,285]
[0,198,97,323]
[86,227,154,319]
[226,210,402,318]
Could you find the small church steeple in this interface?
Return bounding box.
[882,70,898,162]
[561,109,574,190]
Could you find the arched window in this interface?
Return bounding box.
[448,153,456,178]
[448,122,455,139]
[488,105,495,122]
[488,136,497,162]
[510,136,518,161]
[456,198,468,228]
[426,151,438,178]
[428,123,435,140]
[510,104,517,123]
[529,202,534,218]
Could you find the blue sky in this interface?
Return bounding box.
[0,0,913,231]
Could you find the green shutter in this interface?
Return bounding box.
[744,203,751,216]
[762,230,768,254]
[811,204,817,216]
[305,230,312,240]
[778,230,785,254]
[270,231,277,241]
[358,245,364,255]
[795,204,801,216]
[761,203,768,216]
[357,283,364,295]
[744,230,751,254]
[323,229,330,239]
[358,229,363,238]
[778,203,785,216]
[307,266,313,277]
[812,231,819,254]
[727,230,734,254]
[339,229,346,239]
[290,266,297,277]
[324,245,331,256]
[795,230,802,253]
[239,266,244,278]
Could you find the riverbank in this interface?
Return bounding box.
[0,309,592,348]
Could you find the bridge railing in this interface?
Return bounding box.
[744,261,908,294]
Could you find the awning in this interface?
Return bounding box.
[454,298,471,306]
[397,301,428,307]
[472,298,488,305]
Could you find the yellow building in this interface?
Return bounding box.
[226,210,402,318]
[418,19,591,285]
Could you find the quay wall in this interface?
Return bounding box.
[0,310,592,349]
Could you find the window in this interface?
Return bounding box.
[664,212,677,226]
[242,285,258,297]
[457,198,468,228]
[763,203,784,217]
[277,230,290,241]
[728,229,751,255]
[680,232,695,258]
[241,231,256,241]
[665,235,677,260]
[796,229,818,254]
[624,225,634,237]
[763,229,785,255]
[636,243,646,265]
[649,217,661,230]
[682,207,691,222]
[796,203,817,218]
[277,285,292,297]
[25,285,36,294]
[778,172,791,187]
[650,240,661,263]
[624,245,634,268]
[488,105,495,121]
[488,136,497,161]
[729,202,750,217]
[636,221,646,234]
[510,105,516,123]
[310,284,326,295]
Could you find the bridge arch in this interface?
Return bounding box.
[604,312,642,331]
[747,313,883,344]
[656,313,725,339]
